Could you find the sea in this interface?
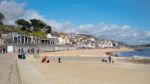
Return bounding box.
[117,47,150,58]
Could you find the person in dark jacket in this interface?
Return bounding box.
[58,58,61,63]
[108,56,112,63]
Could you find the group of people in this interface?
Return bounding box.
[18,48,26,59]
[102,56,114,63]
[41,55,113,64]
[0,47,7,54]
[18,47,40,59]
[18,48,39,54]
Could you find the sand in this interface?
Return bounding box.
[25,47,150,84]
[30,60,150,84]
[39,47,131,57]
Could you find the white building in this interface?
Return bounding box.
[107,41,113,47]
[58,37,70,45]
[58,33,71,45]
[41,33,59,45]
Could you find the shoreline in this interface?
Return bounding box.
[38,47,146,64]
[39,47,131,57]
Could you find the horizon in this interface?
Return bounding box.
[0,0,150,45]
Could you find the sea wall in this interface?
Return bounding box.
[10,45,77,53]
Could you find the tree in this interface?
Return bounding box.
[15,19,31,31]
[0,13,4,25]
[46,25,52,33]
[30,19,46,31]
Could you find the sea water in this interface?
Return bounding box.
[117,47,150,58]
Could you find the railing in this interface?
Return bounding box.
[46,56,104,62]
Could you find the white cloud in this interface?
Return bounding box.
[78,24,94,34]
[24,10,44,20]
[146,31,150,37]
[0,0,150,45]
[0,0,26,24]
[0,0,46,24]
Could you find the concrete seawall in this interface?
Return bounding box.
[12,45,77,53]
[17,59,50,84]
[0,53,51,84]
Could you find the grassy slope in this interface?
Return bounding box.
[0,25,46,38]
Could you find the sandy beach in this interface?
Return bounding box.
[22,47,150,84]
[30,61,150,84]
[39,47,131,57]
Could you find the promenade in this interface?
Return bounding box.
[0,53,20,84]
[17,59,49,84]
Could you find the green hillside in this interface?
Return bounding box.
[0,25,46,38]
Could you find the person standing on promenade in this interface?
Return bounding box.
[21,50,26,59]
[3,47,6,54]
[5,47,7,53]
[27,48,30,54]
[0,48,1,53]
[31,48,35,54]
[18,48,21,54]
[37,49,39,54]
[21,48,24,53]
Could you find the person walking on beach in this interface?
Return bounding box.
[37,49,39,54]
[58,57,61,63]
[108,56,112,63]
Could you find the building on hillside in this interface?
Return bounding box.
[58,32,71,45]
[2,32,59,46]
[40,33,59,45]
[107,41,113,48]
[7,32,32,44]
[97,40,119,48]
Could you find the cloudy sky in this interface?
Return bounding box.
[0,0,150,45]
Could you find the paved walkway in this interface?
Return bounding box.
[0,53,49,84]
[17,57,49,84]
[0,53,20,84]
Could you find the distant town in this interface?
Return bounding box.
[0,31,119,48]
[0,12,119,53]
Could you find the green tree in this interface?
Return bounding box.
[0,13,4,25]
[46,25,52,33]
[15,19,31,31]
[30,19,46,31]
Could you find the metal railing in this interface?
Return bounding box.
[46,56,104,62]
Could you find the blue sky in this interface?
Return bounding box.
[0,0,150,44]
[16,0,150,31]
